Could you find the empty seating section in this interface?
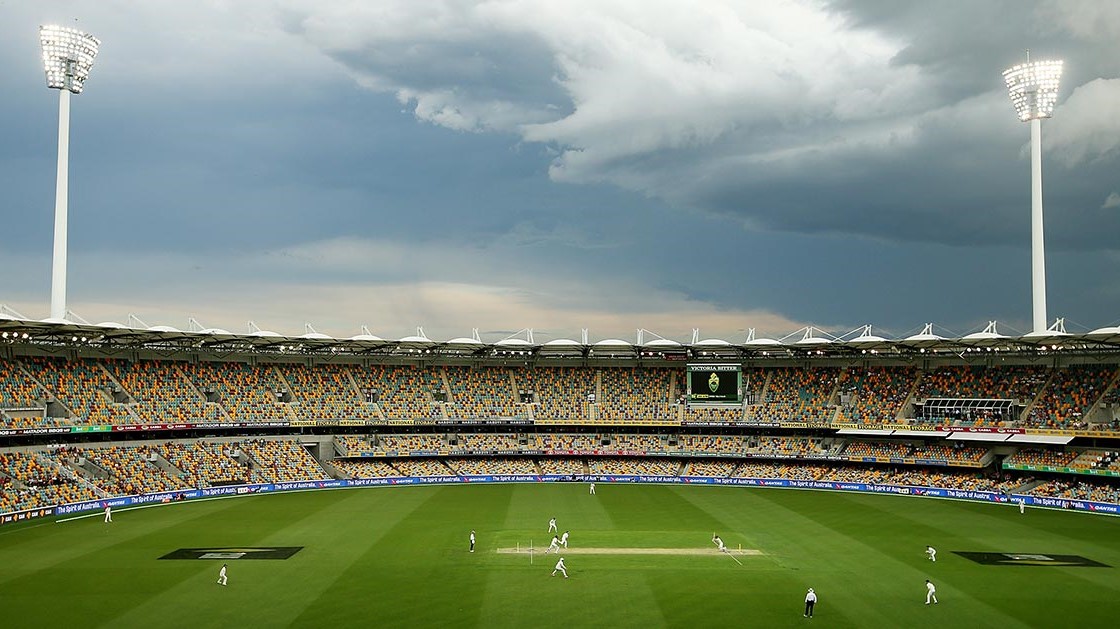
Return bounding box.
[678,435,745,455]
[155,441,265,488]
[1006,448,1078,468]
[589,457,680,475]
[332,459,401,478]
[535,434,598,451]
[841,441,985,464]
[753,436,822,457]
[684,460,737,476]
[537,457,585,474]
[447,457,538,475]
[521,367,593,420]
[275,364,376,421]
[242,439,329,482]
[750,367,839,423]
[1026,365,1114,429]
[0,450,102,512]
[835,367,916,425]
[357,366,442,420]
[443,367,523,419]
[609,434,665,452]
[597,368,676,421]
[72,445,186,496]
[685,405,744,423]
[22,357,134,426]
[915,366,1047,427]
[335,435,374,456]
[392,458,453,477]
[379,434,444,453]
[1067,450,1120,472]
[0,359,43,411]
[103,360,221,424]
[454,433,521,452]
[186,362,291,423]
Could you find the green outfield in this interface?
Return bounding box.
[1,483,1118,628]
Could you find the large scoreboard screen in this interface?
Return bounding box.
[687,364,742,404]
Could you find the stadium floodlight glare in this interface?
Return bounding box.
[1002,56,1062,335]
[40,25,101,321]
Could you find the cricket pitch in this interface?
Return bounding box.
[497,547,763,556]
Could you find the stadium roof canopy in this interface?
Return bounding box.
[1,314,1119,362]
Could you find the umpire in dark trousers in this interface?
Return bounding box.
[804,588,817,618]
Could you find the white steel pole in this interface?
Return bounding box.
[1030,117,1046,334]
[50,87,71,321]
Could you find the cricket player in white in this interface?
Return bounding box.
[1019,499,1025,514]
[546,535,561,554]
[470,530,476,553]
[804,588,817,618]
[926,545,936,562]
[925,579,937,604]
[552,557,568,578]
[104,505,112,523]
[589,482,595,495]
[560,531,570,548]
[713,534,727,553]
[548,518,557,533]
[218,564,228,586]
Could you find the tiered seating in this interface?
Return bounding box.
[918,366,1045,401]
[534,434,599,451]
[102,360,222,424]
[609,434,666,452]
[520,367,594,420]
[589,457,680,475]
[1026,365,1114,429]
[684,405,744,423]
[683,460,737,476]
[843,441,911,458]
[335,435,374,456]
[242,439,329,482]
[1029,479,1120,504]
[537,457,585,474]
[734,462,829,480]
[0,359,43,409]
[443,366,524,419]
[392,458,453,477]
[454,433,521,452]
[379,434,445,453]
[156,441,264,488]
[835,367,916,425]
[22,357,134,425]
[752,436,823,458]
[908,443,987,464]
[751,367,839,423]
[597,368,676,421]
[66,445,186,496]
[185,362,291,423]
[275,364,377,421]
[1006,448,1078,468]
[446,457,537,475]
[0,450,102,512]
[356,365,442,420]
[332,459,400,478]
[678,434,745,455]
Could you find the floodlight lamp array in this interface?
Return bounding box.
[1002,60,1062,122]
[40,25,101,94]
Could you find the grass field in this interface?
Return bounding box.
[1,483,1118,628]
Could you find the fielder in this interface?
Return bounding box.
[104,505,112,523]
[548,517,557,533]
[546,535,562,554]
[589,482,596,495]
[469,530,476,553]
[804,588,817,618]
[926,545,936,562]
[217,564,228,586]
[925,579,938,604]
[552,557,568,578]
[1019,499,1026,515]
[560,531,570,548]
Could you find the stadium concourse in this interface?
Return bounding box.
[2,319,1120,521]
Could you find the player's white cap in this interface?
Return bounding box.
[808,588,813,592]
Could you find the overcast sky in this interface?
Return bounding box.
[1,0,1118,343]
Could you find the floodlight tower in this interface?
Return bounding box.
[39,25,101,321]
[1002,55,1062,335]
